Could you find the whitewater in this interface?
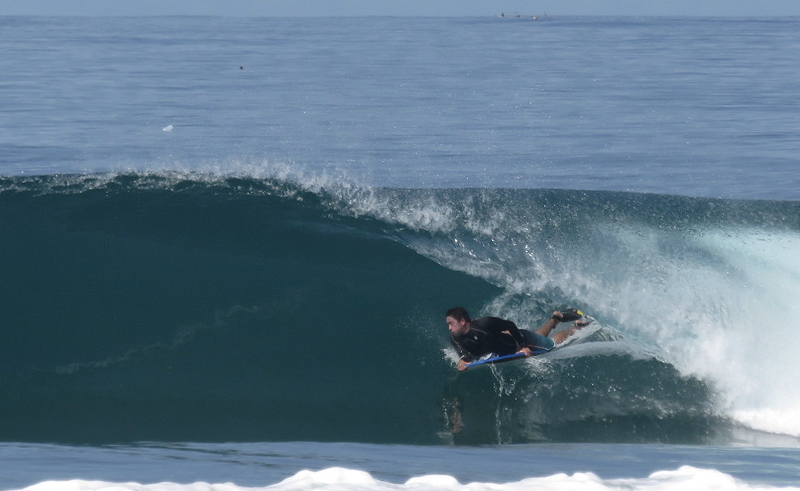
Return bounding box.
[2,14,800,491]
[7,467,797,491]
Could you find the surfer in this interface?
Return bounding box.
[446,307,591,371]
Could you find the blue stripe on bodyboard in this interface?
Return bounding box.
[464,348,550,368]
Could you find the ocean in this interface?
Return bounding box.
[1,14,799,491]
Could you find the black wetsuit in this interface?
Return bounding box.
[450,317,527,363]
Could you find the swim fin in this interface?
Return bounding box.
[558,308,584,322]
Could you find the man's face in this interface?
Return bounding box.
[446,316,468,336]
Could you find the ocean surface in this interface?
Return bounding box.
[1,14,799,491]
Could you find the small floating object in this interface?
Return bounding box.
[162,125,173,132]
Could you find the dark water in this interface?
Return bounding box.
[0,173,496,443]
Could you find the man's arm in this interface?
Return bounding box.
[493,318,526,347]
[475,317,532,358]
[490,317,536,357]
[450,336,472,371]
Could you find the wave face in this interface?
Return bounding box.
[1,172,799,445]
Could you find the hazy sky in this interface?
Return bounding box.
[2,0,800,17]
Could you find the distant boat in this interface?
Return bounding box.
[497,11,548,20]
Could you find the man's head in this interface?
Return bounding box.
[445,307,471,336]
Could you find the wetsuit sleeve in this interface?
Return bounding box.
[450,336,473,362]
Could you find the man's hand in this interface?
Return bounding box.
[457,359,469,371]
[517,347,533,357]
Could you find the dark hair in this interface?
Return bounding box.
[446,307,471,322]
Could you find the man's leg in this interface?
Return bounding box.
[551,320,593,344]
[537,310,592,344]
[551,325,579,344]
[534,314,560,337]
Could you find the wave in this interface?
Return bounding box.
[13,466,799,491]
[1,171,799,445]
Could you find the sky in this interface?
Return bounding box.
[2,0,800,17]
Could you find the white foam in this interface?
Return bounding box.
[565,224,800,438]
[684,229,800,436]
[733,407,800,440]
[12,466,798,491]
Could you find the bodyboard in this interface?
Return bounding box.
[464,348,550,369]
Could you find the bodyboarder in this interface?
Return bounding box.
[446,307,592,371]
